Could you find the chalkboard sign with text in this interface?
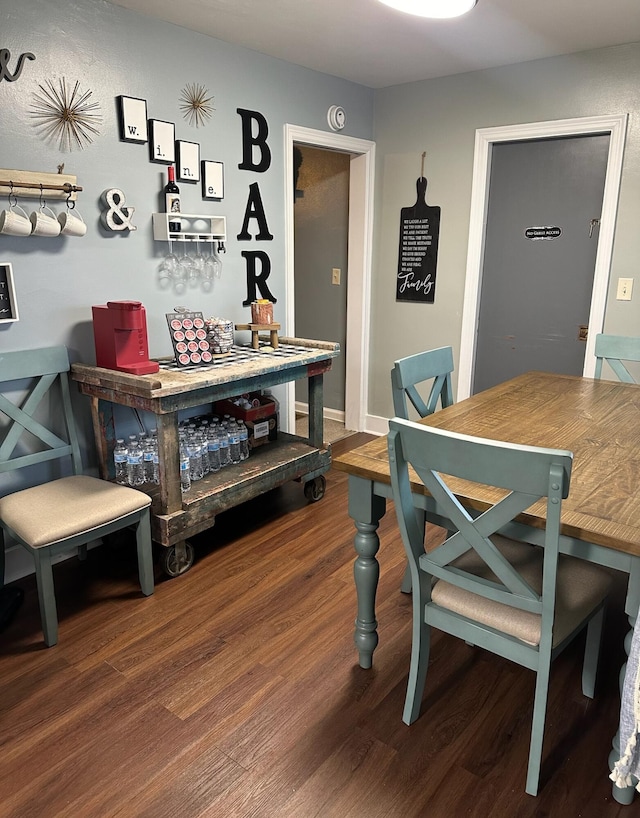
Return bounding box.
[396,177,441,303]
[0,262,19,323]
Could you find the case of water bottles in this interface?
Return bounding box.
[112,411,253,495]
[214,391,278,449]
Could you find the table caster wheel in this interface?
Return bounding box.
[160,541,195,578]
[304,475,326,503]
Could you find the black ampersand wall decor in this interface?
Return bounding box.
[0,48,35,82]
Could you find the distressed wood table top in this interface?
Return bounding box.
[71,337,339,412]
[334,371,640,558]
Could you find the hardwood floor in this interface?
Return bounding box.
[0,432,633,817]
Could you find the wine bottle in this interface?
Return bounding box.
[164,166,181,233]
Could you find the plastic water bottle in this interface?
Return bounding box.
[200,421,210,475]
[228,420,241,464]
[207,425,221,473]
[180,440,191,493]
[219,423,231,467]
[152,435,160,484]
[142,434,155,484]
[126,438,144,487]
[114,438,128,484]
[186,430,204,481]
[238,420,249,461]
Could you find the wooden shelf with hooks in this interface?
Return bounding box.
[0,169,81,201]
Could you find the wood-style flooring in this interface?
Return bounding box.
[0,433,634,817]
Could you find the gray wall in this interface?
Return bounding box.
[0,0,374,431]
[370,43,640,420]
[294,145,350,412]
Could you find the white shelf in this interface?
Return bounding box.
[152,212,226,242]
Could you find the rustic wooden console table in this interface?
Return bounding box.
[72,337,339,576]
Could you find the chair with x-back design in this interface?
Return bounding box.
[391,346,455,593]
[594,333,640,383]
[0,346,154,646]
[388,417,612,795]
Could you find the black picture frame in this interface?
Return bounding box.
[0,262,19,323]
[148,119,175,164]
[176,140,200,183]
[117,96,148,144]
[202,160,224,199]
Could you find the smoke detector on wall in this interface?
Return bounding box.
[327,105,346,131]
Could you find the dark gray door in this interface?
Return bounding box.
[473,134,610,394]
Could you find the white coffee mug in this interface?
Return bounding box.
[58,208,87,237]
[0,203,32,237]
[30,204,61,237]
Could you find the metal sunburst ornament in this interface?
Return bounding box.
[30,77,102,151]
[179,83,214,128]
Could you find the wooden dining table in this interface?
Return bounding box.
[333,370,640,804]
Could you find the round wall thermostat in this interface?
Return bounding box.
[327,105,346,131]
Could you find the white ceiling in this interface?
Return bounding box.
[107,0,640,89]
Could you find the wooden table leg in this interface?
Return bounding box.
[348,475,387,669]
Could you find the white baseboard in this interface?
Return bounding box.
[364,414,389,436]
[5,541,101,585]
[4,544,78,584]
[295,402,346,424]
[296,402,387,437]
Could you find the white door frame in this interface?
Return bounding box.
[458,113,628,400]
[284,124,376,432]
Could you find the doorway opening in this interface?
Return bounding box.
[293,144,350,424]
[284,125,376,435]
[458,114,628,400]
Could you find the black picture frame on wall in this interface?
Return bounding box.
[176,140,200,183]
[202,160,224,199]
[117,96,148,143]
[149,119,175,164]
[0,263,19,323]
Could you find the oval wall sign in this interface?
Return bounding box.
[524,226,562,240]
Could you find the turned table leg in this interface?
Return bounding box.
[348,475,386,669]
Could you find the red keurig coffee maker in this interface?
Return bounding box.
[92,300,159,375]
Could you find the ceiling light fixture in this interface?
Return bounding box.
[378,0,477,19]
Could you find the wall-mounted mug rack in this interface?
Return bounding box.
[0,169,82,201]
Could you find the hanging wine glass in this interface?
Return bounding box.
[159,239,179,281]
[212,241,223,279]
[192,237,205,279]
[203,238,217,280]
[177,238,194,282]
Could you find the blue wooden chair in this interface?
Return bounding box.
[388,418,611,796]
[392,346,455,593]
[0,346,154,646]
[391,346,454,420]
[594,333,640,383]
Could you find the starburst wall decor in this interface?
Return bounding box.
[30,78,102,151]
[179,83,214,128]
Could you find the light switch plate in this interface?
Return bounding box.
[617,277,633,301]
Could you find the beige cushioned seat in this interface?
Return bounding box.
[0,475,151,548]
[430,535,612,647]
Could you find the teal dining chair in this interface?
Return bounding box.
[388,418,612,796]
[391,346,454,420]
[391,346,455,593]
[594,333,640,383]
[0,346,154,646]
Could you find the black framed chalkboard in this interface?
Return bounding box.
[396,177,441,303]
[0,263,19,323]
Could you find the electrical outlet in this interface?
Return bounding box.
[332,268,341,286]
[617,278,633,301]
